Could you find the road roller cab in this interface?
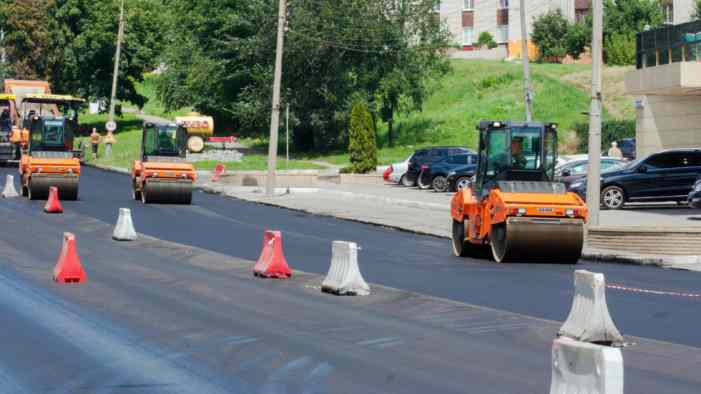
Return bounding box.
[19,95,83,200]
[132,122,196,204]
[450,121,588,263]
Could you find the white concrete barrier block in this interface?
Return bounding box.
[112,208,138,241]
[559,270,624,345]
[1,175,19,198]
[322,241,370,296]
[550,337,623,394]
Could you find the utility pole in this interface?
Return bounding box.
[265,0,287,197]
[285,104,290,170]
[0,28,6,79]
[586,0,603,226]
[108,0,125,125]
[519,0,533,122]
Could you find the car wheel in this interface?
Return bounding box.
[432,176,449,193]
[601,186,625,210]
[417,171,431,190]
[455,176,472,190]
[400,174,414,187]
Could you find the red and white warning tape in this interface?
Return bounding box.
[607,284,701,299]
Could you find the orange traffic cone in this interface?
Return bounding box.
[253,230,292,279]
[212,163,225,182]
[44,187,64,214]
[53,232,87,284]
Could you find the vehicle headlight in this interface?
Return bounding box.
[695,183,701,192]
[569,181,584,190]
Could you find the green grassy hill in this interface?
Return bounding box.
[106,60,631,169]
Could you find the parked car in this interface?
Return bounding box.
[688,176,701,208]
[618,138,636,160]
[385,155,412,185]
[403,147,471,187]
[568,148,701,209]
[417,152,478,192]
[555,157,626,187]
[447,165,477,192]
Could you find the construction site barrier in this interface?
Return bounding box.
[253,230,292,278]
[559,270,624,345]
[113,208,137,241]
[322,241,370,296]
[53,232,87,284]
[550,336,623,394]
[2,175,19,198]
[44,186,64,214]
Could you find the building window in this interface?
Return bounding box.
[662,3,673,24]
[463,27,474,45]
[464,0,474,10]
[498,0,509,9]
[497,25,509,43]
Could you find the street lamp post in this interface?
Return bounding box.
[108,0,125,126]
[586,0,604,226]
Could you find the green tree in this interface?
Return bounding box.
[477,32,497,49]
[605,32,636,66]
[0,0,165,106]
[348,101,377,173]
[157,0,451,151]
[532,10,570,62]
[695,0,701,19]
[565,19,591,60]
[602,0,663,65]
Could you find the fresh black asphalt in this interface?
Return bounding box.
[2,166,701,348]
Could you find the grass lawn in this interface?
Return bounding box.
[300,60,599,166]
[120,60,630,169]
[77,114,324,171]
[128,74,193,118]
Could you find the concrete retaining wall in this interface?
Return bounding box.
[217,172,384,187]
[587,225,701,255]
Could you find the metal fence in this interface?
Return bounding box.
[636,20,701,69]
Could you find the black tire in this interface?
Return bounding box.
[452,219,470,257]
[417,171,431,190]
[401,173,414,187]
[132,180,142,201]
[601,185,625,210]
[432,175,449,193]
[455,176,472,190]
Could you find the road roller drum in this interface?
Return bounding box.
[141,179,192,205]
[28,175,79,201]
[489,217,584,263]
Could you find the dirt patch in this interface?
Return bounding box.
[561,66,635,120]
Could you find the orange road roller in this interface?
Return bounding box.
[450,121,588,263]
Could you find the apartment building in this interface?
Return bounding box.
[438,0,698,59]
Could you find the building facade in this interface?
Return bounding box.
[437,0,591,59]
[438,0,698,60]
[625,16,701,157]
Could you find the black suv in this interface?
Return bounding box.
[418,152,477,192]
[403,147,471,187]
[568,148,701,209]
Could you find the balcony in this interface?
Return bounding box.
[625,20,701,96]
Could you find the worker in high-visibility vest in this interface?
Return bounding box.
[89,128,101,160]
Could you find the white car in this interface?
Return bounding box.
[385,156,412,184]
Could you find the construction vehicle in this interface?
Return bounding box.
[175,113,214,153]
[18,94,84,200]
[3,80,52,162]
[450,121,588,263]
[0,94,19,164]
[132,122,196,204]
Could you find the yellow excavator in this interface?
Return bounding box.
[450,121,588,263]
[18,94,84,200]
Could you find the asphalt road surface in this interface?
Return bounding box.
[0,165,700,393]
